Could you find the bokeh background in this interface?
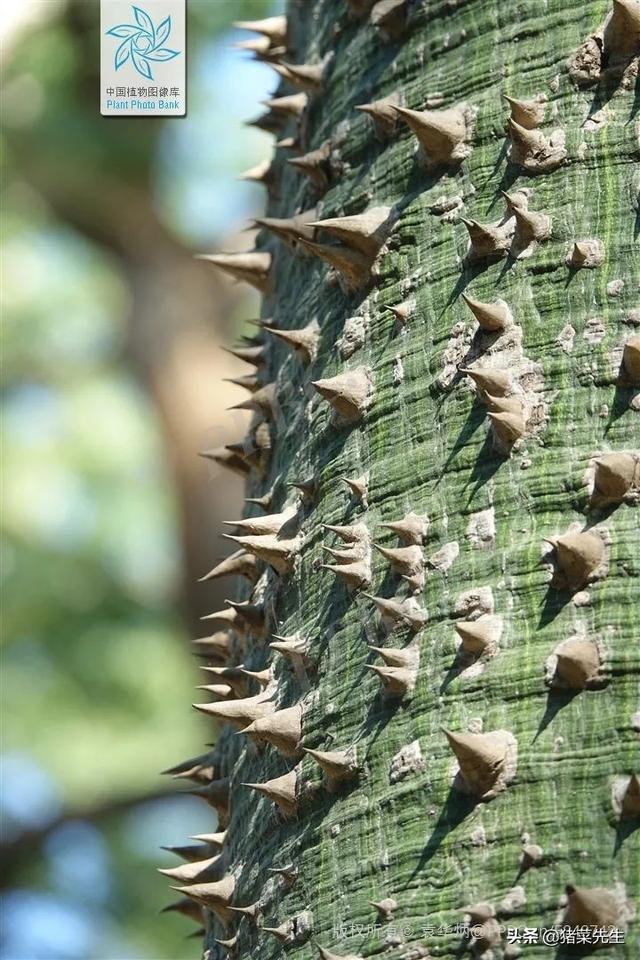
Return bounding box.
[1,1,282,956]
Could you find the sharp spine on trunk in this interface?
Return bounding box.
[224,373,261,392]
[245,481,277,512]
[508,117,567,171]
[263,319,320,363]
[503,192,551,247]
[488,410,527,446]
[197,251,271,292]
[243,768,298,817]
[603,0,640,59]
[158,853,222,883]
[223,506,296,536]
[198,550,258,584]
[566,239,604,269]
[355,92,401,140]
[370,897,398,921]
[198,446,250,477]
[171,874,236,922]
[191,631,232,662]
[549,636,601,689]
[546,530,606,587]
[189,777,230,814]
[380,511,428,544]
[161,843,215,862]
[254,210,319,253]
[239,703,303,756]
[193,694,274,729]
[461,365,512,396]
[268,863,298,884]
[386,300,413,326]
[366,663,416,697]
[619,774,640,819]
[370,0,410,41]
[460,218,512,261]
[162,751,216,779]
[286,477,317,503]
[160,898,204,923]
[228,901,260,922]
[340,473,368,504]
[199,665,245,693]
[262,919,294,943]
[238,158,274,185]
[214,932,239,953]
[461,292,513,332]
[309,206,393,258]
[455,616,502,655]
[365,594,427,631]
[374,542,425,592]
[592,452,638,502]
[270,633,311,665]
[303,746,359,789]
[233,15,288,46]
[287,140,332,190]
[563,884,628,929]
[504,93,546,128]
[321,521,371,589]
[229,382,277,419]
[262,93,308,120]
[190,830,226,848]
[444,728,515,799]
[271,60,326,91]
[298,237,373,290]
[223,343,265,367]
[312,368,374,423]
[622,335,640,384]
[222,532,298,574]
[394,102,472,165]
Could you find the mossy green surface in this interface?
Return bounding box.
[200,1,639,958]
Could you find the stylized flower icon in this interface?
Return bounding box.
[106,5,180,80]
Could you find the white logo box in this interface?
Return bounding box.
[100,0,186,116]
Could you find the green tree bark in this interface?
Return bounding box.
[163,1,640,957]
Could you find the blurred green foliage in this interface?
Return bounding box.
[1,0,281,956]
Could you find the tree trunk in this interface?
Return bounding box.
[164,1,640,957]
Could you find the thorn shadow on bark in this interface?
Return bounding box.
[492,160,520,209]
[533,688,582,741]
[436,392,486,476]
[439,650,479,693]
[465,432,507,500]
[585,62,639,122]
[538,584,574,629]
[410,788,479,877]
[612,816,639,856]
[582,501,618,528]
[564,263,582,287]
[403,159,457,202]
[443,262,491,310]
[483,141,511,214]
[603,382,637,433]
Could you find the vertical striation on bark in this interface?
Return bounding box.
[162,2,639,958]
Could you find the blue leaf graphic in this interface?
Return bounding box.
[131,48,153,79]
[132,6,155,40]
[106,24,140,38]
[115,39,131,70]
[144,47,179,62]
[155,16,171,47]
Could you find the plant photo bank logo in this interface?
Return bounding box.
[105,4,180,80]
